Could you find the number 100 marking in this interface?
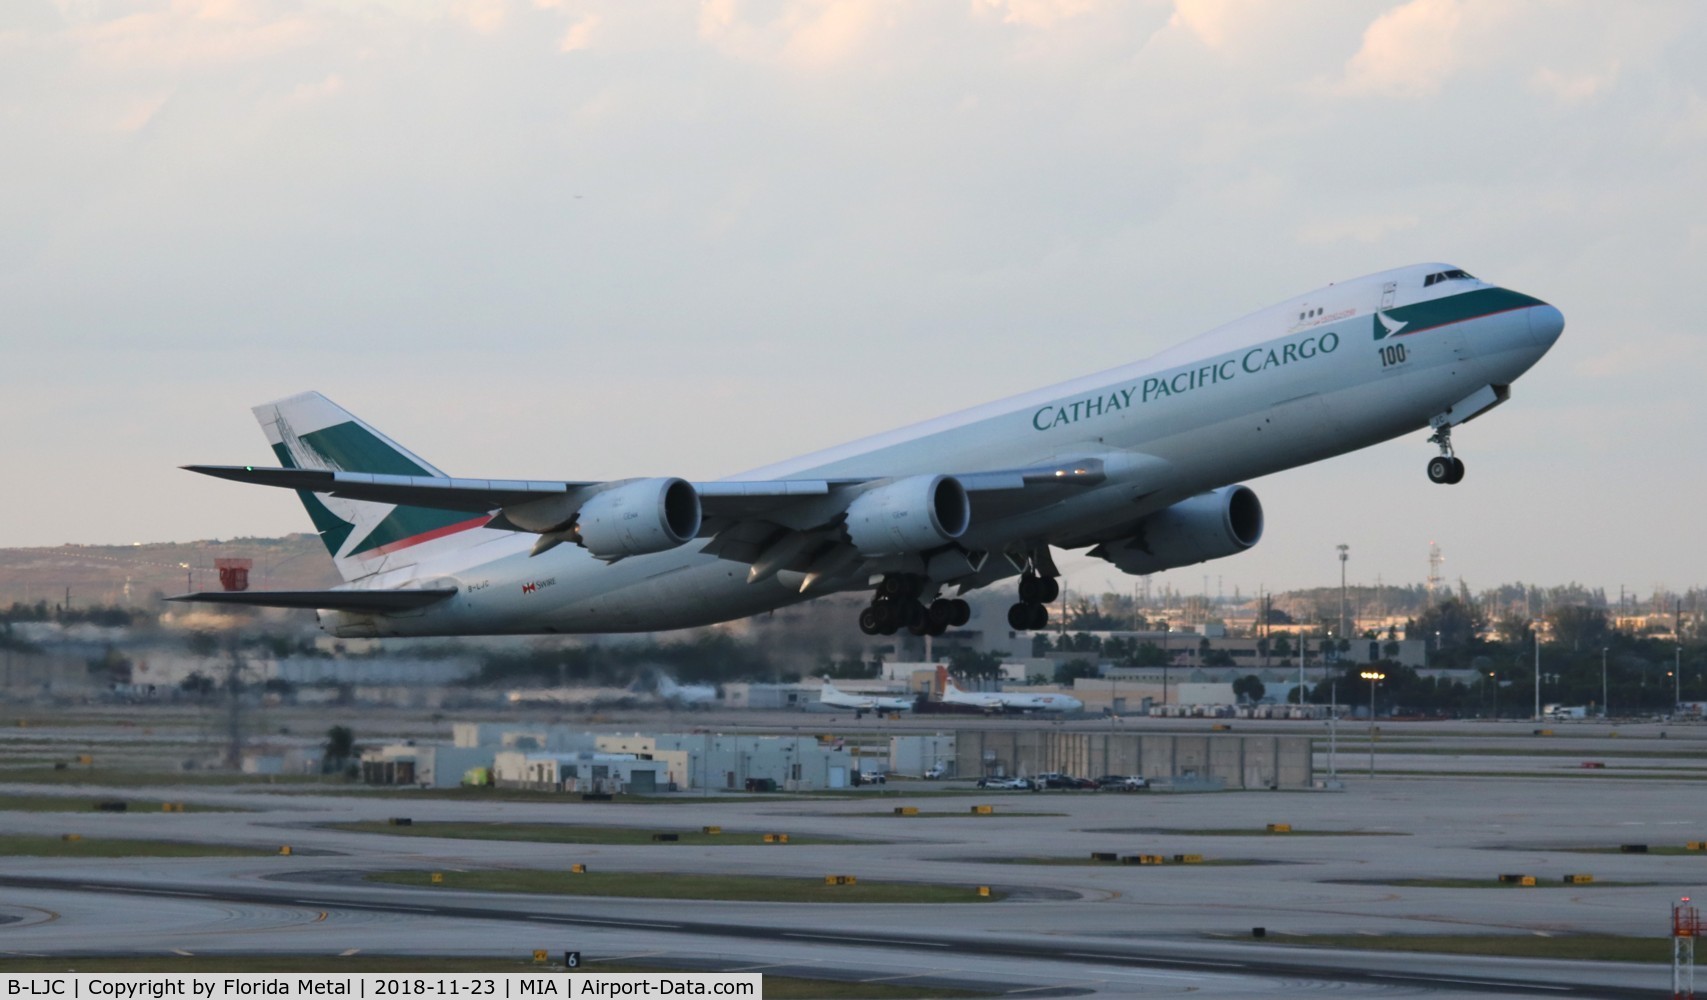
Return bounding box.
[1379,343,1407,368]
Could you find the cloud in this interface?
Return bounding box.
[698,0,895,70]
[559,13,597,52]
[454,0,508,35]
[978,0,1101,30]
[1529,62,1619,105]
[1340,0,1463,98]
[1167,0,1238,49]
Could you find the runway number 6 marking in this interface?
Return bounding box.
[565,951,581,969]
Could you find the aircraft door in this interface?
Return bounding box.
[1380,281,1396,309]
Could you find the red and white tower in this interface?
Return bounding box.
[1676,896,1700,1000]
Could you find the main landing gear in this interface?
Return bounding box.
[858,574,970,637]
[1426,422,1465,485]
[1007,572,1057,631]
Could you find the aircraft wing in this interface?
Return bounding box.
[164,589,457,612]
[184,453,1156,590]
[183,457,1119,527]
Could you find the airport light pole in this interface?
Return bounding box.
[1328,675,1338,780]
[1675,646,1683,712]
[1338,543,1350,640]
[1361,670,1385,777]
[1533,622,1542,722]
[1159,620,1170,712]
[1602,647,1609,719]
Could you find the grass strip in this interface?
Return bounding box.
[0,794,237,813]
[367,869,1004,903]
[0,767,327,787]
[1329,877,1657,889]
[1085,827,1404,837]
[975,856,1262,867]
[0,835,275,858]
[0,955,991,997]
[1552,846,1707,857]
[328,821,869,846]
[1248,932,1668,964]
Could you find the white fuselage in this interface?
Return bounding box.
[322,264,1562,637]
[941,681,1086,713]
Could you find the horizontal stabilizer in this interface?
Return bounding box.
[184,465,586,513]
[165,590,457,612]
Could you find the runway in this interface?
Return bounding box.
[0,740,1697,998]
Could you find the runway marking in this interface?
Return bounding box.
[782,933,948,948]
[171,949,194,956]
[1064,951,1244,969]
[1373,973,1569,990]
[340,949,360,956]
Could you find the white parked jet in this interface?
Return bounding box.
[939,676,1085,714]
[818,679,913,716]
[174,263,1563,638]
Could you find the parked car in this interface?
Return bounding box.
[858,770,887,785]
[1038,773,1096,790]
[1095,774,1149,791]
[976,775,1031,790]
[924,762,950,779]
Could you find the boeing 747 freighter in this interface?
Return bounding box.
[174,263,1563,638]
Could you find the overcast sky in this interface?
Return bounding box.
[3,0,1703,601]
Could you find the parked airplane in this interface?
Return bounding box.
[818,679,913,717]
[174,263,1563,638]
[940,675,1085,714]
[654,676,718,707]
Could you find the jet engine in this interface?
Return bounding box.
[844,474,971,556]
[1088,485,1263,575]
[574,477,703,560]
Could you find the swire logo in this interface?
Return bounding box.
[521,578,557,595]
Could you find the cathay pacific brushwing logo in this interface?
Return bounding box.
[1372,312,1409,341]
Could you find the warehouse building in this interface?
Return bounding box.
[955,728,1312,790]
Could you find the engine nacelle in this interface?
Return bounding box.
[844,474,971,556]
[1089,485,1263,575]
[575,477,702,560]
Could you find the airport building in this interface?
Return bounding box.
[492,750,670,794]
[956,728,1313,790]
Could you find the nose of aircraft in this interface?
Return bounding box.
[1528,302,1565,350]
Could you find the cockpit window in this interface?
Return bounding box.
[1423,269,1475,287]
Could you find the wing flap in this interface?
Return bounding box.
[165,590,456,612]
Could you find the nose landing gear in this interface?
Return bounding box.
[1426,422,1465,485]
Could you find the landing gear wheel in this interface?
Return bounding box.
[926,599,955,635]
[858,607,881,635]
[1448,456,1465,484]
[948,598,971,627]
[870,601,899,635]
[1007,602,1050,631]
[1018,574,1060,604]
[1427,455,1455,484]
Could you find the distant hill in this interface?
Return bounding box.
[0,534,338,610]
